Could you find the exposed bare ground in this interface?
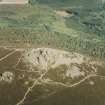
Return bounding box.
[55,10,73,17]
[22,48,88,70]
[0,47,105,105]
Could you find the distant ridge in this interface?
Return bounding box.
[30,0,105,9]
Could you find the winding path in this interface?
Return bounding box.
[16,72,105,105]
[0,46,104,105]
[0,50,17,62]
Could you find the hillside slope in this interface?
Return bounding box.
[0,1,105,105]
[0,4,105,59]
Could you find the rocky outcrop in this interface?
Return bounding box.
[22,48,88,70]
[21,48,98,82]
[0,71,14,83]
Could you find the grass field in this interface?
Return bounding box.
[0,1,105,59]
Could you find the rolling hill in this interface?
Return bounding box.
[0,2,105,59]
[0,1,105,105]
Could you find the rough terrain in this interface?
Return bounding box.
[0,46,105,105]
